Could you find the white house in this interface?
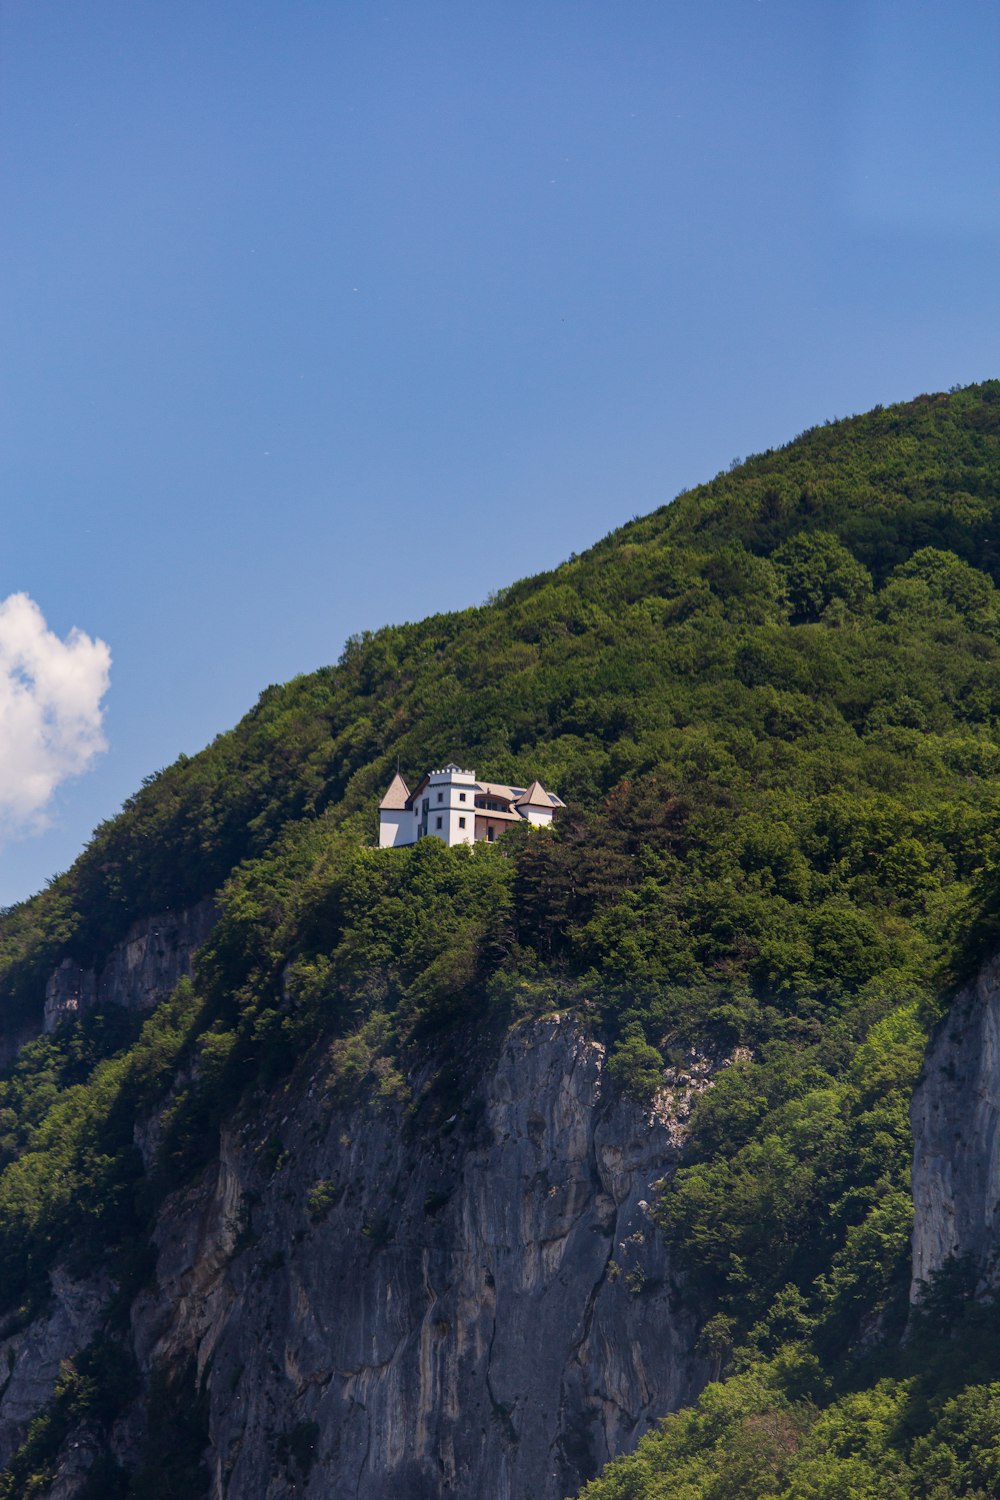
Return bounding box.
[378,763,565,849]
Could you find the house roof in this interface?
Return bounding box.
[475,782,518,801]
[406,774,430,806]
[515,779,561,809]
[473,807,524,823]
[378,772,411,810]
[378,763,564,818]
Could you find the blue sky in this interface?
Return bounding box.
[1,0,998,906]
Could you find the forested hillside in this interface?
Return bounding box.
[1,381,1000,1497]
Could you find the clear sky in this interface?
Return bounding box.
[1,0,998,906]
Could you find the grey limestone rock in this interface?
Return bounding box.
[43,899,217,1033]
[911,954,1000,1298]
[130,1013,707,1500]
[0,1269,112,1468]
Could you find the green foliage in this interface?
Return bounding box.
[607,1032,666,1101]
[3,382,998,1019]
[773,530,874,621]
[306,1179,339,1221]
[0,981,205,1311]
[659,1003,925,1337]
[577,1320,1000,1500]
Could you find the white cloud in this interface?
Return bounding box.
[0,593,111,837]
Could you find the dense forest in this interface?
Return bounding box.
[2,381,1000,1495]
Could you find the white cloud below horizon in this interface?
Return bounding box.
[0,593,111,840]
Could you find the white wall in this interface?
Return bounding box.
[379,809,416,848]
[448,805,475,845]
[426,767,477,846]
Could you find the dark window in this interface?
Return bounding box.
[459,792,466,802]
[437,792,443,803]
[436,816,443,830]
[487,826,495,842]
[459,816,466,829]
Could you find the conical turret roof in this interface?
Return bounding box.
[514,779,553,809]
[379,772,411,810]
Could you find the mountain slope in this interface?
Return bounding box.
[0,381,999,1497]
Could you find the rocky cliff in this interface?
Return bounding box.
[0,1010,709,1500]
[43,900,218,1033]
[0,900,218,1479]
[910,954,1000,1300]
[143,1014,706,1500]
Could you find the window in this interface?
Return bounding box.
[436,816,443,830]
[459,792,466,802]
[437,792,443,803]
[487,826,495,842]
[459,816,466,829]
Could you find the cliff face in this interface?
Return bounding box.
[133,1014,706,1500]
[910,955,1000,1299]
[43,900,217,1032]
[0,1000,709,1499]
[0,902,218,1474]
[0,1270,111,1469]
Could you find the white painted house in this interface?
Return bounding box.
[378,763,565,849]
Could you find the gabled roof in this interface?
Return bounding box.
[378,772,411,811]
[515,780,562,809]
[407,773,430,806]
